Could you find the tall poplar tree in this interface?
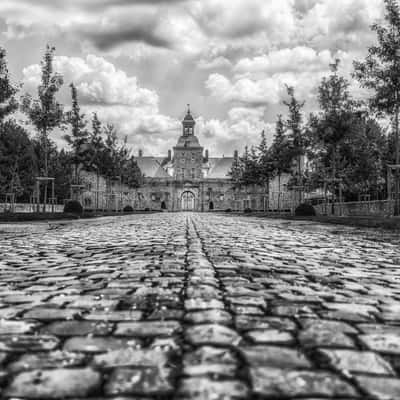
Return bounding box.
[64,83,89,183]
[283,86,305,184]
[21,45,64,209]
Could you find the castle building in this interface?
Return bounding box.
[134,106,237,211]
[81,106,295,212]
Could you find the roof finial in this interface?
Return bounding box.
[187,103,191,114]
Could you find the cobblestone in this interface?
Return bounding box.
[1,213,400,399]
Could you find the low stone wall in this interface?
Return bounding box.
[0,203,64,213]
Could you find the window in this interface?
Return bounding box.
[191,168,195,179]
[181,169,185,179]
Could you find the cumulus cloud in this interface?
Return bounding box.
[196,107,272,155]
[22,55,181,155]
[190,0,296,41]
[23,54,159,108]
[234,47,335,75]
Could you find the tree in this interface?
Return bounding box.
[21,45,64,210]
[0,120,38,201]
[0,47,18,123]
[122,157,143,189]
[270,114,292,193]
[64,83,89,183]
[308,60,356,200]
[353,0,400,213]
[101,123,120,183]
[87,113,105,208]
[283,86,305,186]
[340,118,387,200]
[229,151,242,188]
[258,130,273,185]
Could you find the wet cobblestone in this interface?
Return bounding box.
[0,213,400,399]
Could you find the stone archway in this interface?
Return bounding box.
[181,191,195,211]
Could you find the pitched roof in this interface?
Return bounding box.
[207,157,234,179]
[136,157,170,178]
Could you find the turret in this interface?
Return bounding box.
[182,104,195,137]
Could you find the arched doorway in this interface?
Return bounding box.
[181,191,195,211]
[209,201,214,210]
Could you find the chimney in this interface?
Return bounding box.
[138,149,143,157]
[168,149,172,161]
[234,150,238,159]
[205,149,209,162]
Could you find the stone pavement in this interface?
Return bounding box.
[0,213,400,399]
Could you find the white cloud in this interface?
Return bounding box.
[234,47,334,75]
[206,70,325,107]
[22,54,181,155]
[196,106,272,155]
[23,54,159,108]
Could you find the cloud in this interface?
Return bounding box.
[23,54,159,108]
[76,21,171,51]
[190,0,296,41]
[234,47,334,75]
[22,54,181,155]
[196,106,272,155]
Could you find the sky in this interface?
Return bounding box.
[0,0,385,157]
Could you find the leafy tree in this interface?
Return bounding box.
[0,120,38,201]
[270,114,292,193]
[340,118,387,200]
[353,0,400,212]
[238,146,261,186]
[0,47,18,123]
[283,86,305,185]
[258,130,273,186]
[48,147,73,202]
[122,157,143,188]
[229,151,242,188]
[308,60,356,196]
[64,83,89,183]
[21,45,64,209]
[101,123,120,183]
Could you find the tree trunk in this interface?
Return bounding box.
[278,173,281,212]
[395,100,400,216]
[96,171,99,210]
[43,130,48,213]
[331,146,337,216]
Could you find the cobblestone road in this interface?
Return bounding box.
[1,213,400,399]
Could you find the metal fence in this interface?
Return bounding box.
[314,200,394,217]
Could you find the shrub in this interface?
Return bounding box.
[295,203,316,217]
[64,200,83,214]
[225,208,232,212]
[244,208,252,213]
[144,207,150,212]
[123,205,134,212]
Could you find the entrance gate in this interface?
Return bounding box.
[181,191,195,211]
